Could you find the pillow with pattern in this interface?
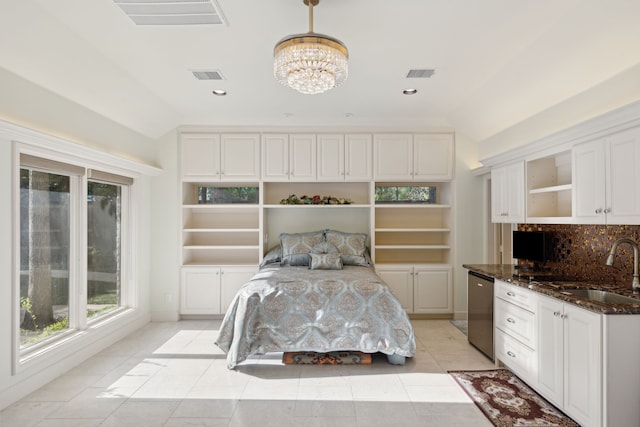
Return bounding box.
[279,231,324,266]
[310,241,340,254]
[309,252,343,270]
[324,229,370,266]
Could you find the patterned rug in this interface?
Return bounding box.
[283,351,372,365]
[449,369,579,427]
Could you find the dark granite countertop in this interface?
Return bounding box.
[463,264,640,315]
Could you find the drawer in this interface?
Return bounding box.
[495,280,536,312]
[495,298,536,349]
[495,329,537,382]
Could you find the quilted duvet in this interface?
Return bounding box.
[215,265,416,369]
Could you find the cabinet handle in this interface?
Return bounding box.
[476,283,484,287]
[506,291,516,297]
[561,313,568,319]
[506,317,516,324]
[507,351,516,358]
[553,311,561,317]
[595,208,603,214]
[604,208,611,214]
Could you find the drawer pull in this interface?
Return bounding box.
[553,311,561,317]
[506,317,516,324]
[506,291,516,297]
[507,351,516,358]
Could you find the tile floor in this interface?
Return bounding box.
[0,319,495,427]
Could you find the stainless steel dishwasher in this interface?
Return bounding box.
[467,271,494,361]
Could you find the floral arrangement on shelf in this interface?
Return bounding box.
[279,194,353,205]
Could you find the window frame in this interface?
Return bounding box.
[12,140,145,373]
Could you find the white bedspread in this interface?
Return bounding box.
[215,265,416,369]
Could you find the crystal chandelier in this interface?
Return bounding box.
[274,0,348,95]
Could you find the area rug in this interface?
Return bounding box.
[451,319,468,336]
[449,369,579,427]
[283,351,372,365]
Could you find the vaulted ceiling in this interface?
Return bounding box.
[1,0,639,141]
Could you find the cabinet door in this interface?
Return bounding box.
[290,134,316,181]
[536,295,564,406]
[181,134,221,179]
[573,140,606,224]
[563,305,602,427]
[605,127,640,224]
[317,134,345,181]
[181,268,221,314]
[413,133,454,180]
[413,266,452,314]
[491,166,508,222]
[219,267,257,314]
[220,134,260,181]
[491,162,524,223]
[373,134,413,180]
[262,134,289,181]
[345,134,373,181]
[376,266,413,312]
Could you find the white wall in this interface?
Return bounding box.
[0,69,158,410]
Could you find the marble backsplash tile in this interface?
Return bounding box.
[518,224,640,288]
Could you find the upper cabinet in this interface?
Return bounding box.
[182,133,260,181]
[317,134,373,181]
[373,133,454,181]
[526,151,572,223]
[573,126,640,224]
[262,133,316,181]
[491,161,525,223]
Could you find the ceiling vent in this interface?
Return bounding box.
[113,0,228,26]
[192,70,225,80]
[406,69,435,78]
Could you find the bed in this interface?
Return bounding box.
[215,229,416,369]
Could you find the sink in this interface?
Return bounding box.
[559,289,639,305]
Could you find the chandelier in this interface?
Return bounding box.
[273,0,348,95]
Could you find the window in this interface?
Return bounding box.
[18,154,133,356]
[375,185,437,203]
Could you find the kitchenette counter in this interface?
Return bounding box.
[463,264,640,314]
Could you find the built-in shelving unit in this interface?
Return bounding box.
[526,151,572,223]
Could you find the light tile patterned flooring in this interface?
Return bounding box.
[1,320,495,427]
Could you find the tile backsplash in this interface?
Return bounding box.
[518,224,640,287]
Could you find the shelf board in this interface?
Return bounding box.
[183,228,260,233]
[182,262,259,267]
[374,204,450,209]
[183,204,259,209]
[263,204,371,208]
[375,228,450,233]
[183,245,260,250]
[525,216,573,224]
[375,245,450,250]
[528,183,572,194]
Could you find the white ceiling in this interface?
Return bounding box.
[1,0,639,141]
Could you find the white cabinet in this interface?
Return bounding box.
[573,126,640,224]
[262,133,316,181]
[317,134,372,181]
[181,266,256,315]
[376,265,452,314]
[536,294,602,427]
[494,280,537,383]
[181,133,260,181]
[526,151,572,223]
[373,133,454,181]
[491,161,525,223]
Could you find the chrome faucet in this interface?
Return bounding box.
[605,238,640,292]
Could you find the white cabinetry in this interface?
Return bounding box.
[573,126,640,224]
[526,151,572,223]
[491,161,525,223]
[536,294,602,427]
[181,266,256,315]
[262,134,317,181]
[494,280,537,382]
[181,133,260,181]
[373,133,454,181]
[376,265,452,314]
[317,133,372,181]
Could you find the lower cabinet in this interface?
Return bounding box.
[181,266,256,315]
[376,265,452,314]
[536,294,602,427]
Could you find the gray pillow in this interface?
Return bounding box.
[309,252,343,270]
[280,231,324,266]
[324,229,370,266]
[310,241,340,254]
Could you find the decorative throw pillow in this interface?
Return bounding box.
[309,252,343,270]
[280,231,324,266]
[259,245,281,269]
[310,241,340,254]
[324,230,370,266]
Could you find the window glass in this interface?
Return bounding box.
[87,181,122,320]
[19,168,71,348]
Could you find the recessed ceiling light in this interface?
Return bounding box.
[212,89,227,96]
[403,88,418,95]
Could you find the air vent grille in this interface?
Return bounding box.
[406,69,435,78]
[192,70,224,80]
[113,0,227,26]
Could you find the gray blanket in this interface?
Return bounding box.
[215,265,416,369]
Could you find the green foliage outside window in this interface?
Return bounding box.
[375,186,436,203]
